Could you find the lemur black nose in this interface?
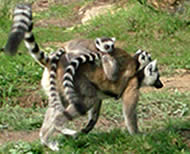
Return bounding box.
[154,79,163,89]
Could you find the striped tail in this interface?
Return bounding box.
[62,52,101,115]
[48,48,65,110]
[4,4,49,67]
[5,4,32,55]
[48,48,76,120]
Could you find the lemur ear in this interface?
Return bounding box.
[151,59,157,71]
[95,38,101,45]
[135,49,142,55]
[111,37,116,42]
[147,53,152,61]
[145,59,157,74]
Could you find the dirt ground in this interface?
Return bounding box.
[0,130,40,145]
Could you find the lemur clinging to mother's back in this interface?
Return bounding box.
[62,37,119,82]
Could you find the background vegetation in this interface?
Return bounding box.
[0,0,190,153]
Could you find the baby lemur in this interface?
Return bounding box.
[62,37,118,82]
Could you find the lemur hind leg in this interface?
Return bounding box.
[40,74,99,151]
[40,107,60,151]
[40,105,80,151]
[53,104,80,137]
[59,75,100,137]
[81,100,102,134]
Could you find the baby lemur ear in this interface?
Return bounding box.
[135,49,143,55]
[95,38,101,45]
[111,37,116,42]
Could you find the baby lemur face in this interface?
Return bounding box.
[95,37,116,53]
[135,49,152,70]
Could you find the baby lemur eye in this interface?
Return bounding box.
[104,45,110,50]
[141,55,145,60]
[96,40,100,45]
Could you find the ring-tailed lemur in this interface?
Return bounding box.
[62,37,119,82]
[40,54,163,151]
[116,49,153,98]
[4,4,164,152]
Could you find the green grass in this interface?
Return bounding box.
[0,106,45,130]
[0,0,190,153]
[0,126,189,153]
[1,91,190,153]
[0,53,43,105]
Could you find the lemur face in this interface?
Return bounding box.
[142,59,163,88]
[95,37,116,53]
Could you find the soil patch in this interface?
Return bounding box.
[13,86,48,108]
[0,130,39,145]
[33,0,118,28]
[0,117,122,145]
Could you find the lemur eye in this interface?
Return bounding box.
[111,44,114,49]
[104,45,110,50]
[141,55,145,60]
